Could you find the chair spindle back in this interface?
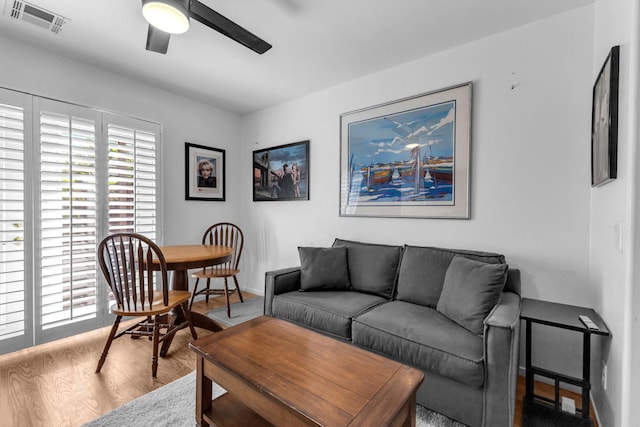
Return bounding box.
[201,223,244,271]
[98,233,169,311]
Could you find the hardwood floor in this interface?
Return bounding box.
[0,294,251,427]
[0,294,597,427]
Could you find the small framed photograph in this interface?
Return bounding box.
[340,83,471,219]
[591,45,620,187]
[185,142,225,201]
[253,140,309,201]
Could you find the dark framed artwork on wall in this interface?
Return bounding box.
[339,82,471,219]
[185,142,225,201]
[591,45,619,187]
[253,140,309,201]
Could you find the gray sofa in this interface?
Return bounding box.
[264,238,521,427]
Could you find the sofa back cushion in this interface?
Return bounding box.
[332,238,402,299]
[298,246,351,291]
[395,245,505,307]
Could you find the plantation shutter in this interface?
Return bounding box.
[0,99,26,345]
[0,88,161,354]
[39,109,98,330]
[107,122,158,240]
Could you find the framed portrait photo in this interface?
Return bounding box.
[253,140,309,201]
[339,83,471,219]
[185,142,225,201]
[591,45,620,187]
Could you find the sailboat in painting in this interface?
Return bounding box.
[361,165,393,187]
[423,156,453,184]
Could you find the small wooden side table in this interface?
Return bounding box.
[520,298,609,426]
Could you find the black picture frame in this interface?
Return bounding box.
[591,45,620,187]
[253,140,310,201]
[185,142,225,201]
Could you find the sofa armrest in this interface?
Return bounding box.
[482,291,522,427]
[264,267,301,316]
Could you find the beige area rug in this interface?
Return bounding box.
[206,296,264,327]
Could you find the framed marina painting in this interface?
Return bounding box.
[185,142,225,201]
[339,83,471,219]
[591,45,619,187]
[253,140,309,201]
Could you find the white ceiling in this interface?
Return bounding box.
[0,0,594,115]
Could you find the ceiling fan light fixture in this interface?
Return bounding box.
[142,0,190,34]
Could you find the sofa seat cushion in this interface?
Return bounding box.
[332,238,403,299]
[396,245,506,308]
[272,291,387,340]
[352,301,485,387]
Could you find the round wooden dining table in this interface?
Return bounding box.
[155,244,234,355]
[159,244,234,291]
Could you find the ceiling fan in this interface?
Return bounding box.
[141,0,272,55]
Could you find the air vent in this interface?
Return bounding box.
[4,0,69,34]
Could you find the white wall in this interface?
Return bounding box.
[241,0,608,414]
[590,0,638,425]
[242,7,595,297]
[626,1,640,422]
[0,35,242,249]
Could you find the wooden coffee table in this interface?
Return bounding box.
[189,316,424,427]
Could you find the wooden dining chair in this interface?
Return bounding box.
[95,233,197,378]
[190,223,244,317]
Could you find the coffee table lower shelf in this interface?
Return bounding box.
[203,393,274,427]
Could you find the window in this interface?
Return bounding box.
[0,93,26,349]
[0,90,161,353]
[39,109,98,331]
[107,122,157,238]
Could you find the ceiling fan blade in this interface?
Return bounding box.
[190,0,272,54]
[146,25,171,54]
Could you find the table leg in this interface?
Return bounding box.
[582,331,591,421]
[169,269,224,330]
[196,356,212,427]
[170,269,190,292]
[161,270,224,356]
[404,393,417,427]
[525,320,533,401]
